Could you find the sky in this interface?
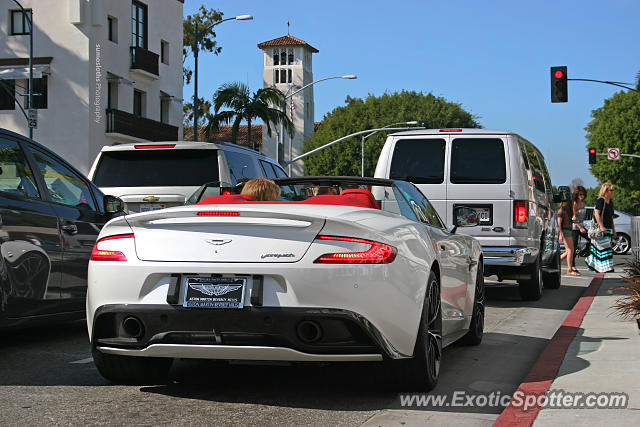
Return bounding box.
[183,0,639,188]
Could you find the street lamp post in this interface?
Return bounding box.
[281,74,357,174]
[360,121,419,176]
[192,14,252,142]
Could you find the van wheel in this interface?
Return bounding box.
[543,249,561,289]
[518,255,543,301]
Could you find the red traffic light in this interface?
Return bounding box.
[589,148,596,154]
[554,70,564,79]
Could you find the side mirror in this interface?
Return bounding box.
[104,195,124,214]
[556,185,571,203]
[454,206,480,227]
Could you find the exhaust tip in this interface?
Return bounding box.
[122,316,144,338]
[297,320,323,344]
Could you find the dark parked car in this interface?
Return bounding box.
[0,128,123,329]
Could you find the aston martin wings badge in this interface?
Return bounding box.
[189,284,242,296]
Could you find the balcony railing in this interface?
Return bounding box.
[106,109,178,141]
[130,46,159,76]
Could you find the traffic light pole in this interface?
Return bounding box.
[592,152,640,159]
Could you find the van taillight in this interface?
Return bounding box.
[514,201,528,227]
[134,144,176,149]
[439,128,462,132]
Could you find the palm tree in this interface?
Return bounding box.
[205,82,293,150]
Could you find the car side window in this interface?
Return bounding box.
[396,181,445,228]
[0,138,40,199]
[29,147,97,210]
[272,163,288,178]
[223,150,259,185]
[259,160,278,179]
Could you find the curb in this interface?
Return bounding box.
[492,273,605,427]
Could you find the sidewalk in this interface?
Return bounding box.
[494,267,640,426]
[533,271,640,424]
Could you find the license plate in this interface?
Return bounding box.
[183,277,245,308]
[477,207,491,224]
[140,203,165,212]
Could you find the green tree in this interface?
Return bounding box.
[302,91,481,176]
[205,82,293,150]
[183,6,224,85]
[585,89,640,213]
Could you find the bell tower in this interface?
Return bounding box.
[258,35,318,176]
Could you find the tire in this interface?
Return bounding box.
[461,261,484,345]
[543,249,561,290]
[384,270,442,391]
[518,254,543,301]
[611,233,631,255]
[92,347,173,385]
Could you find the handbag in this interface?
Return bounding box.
[588,220,604,240]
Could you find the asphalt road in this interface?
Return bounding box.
[0,255,631,426]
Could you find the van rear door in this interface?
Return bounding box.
[445,135,511,244]
[384,136,448,219]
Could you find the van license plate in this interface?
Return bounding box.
[183,277,245,308]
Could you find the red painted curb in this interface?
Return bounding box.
[493,273,605,427]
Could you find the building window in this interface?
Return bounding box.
[288,49,294,65]
[160,97,170,123]
[108,16,118,43]
[10,9,31,35]
[273,49,279,66]
[274,69,293,84]
[131,1,147,48]
[107,81,118,109]
[0,79,15,110]
[280,51,286,65]
[24,77,47,109]
[161,40,169,65]
[133,89,145,117]
[288,69,292,83]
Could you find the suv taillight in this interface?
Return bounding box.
[514,201,528,228]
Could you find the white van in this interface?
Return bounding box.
[88,141,287,213]
[374,128,562,300]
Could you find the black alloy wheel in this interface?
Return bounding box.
[462,261,485,345]
[384,270,442,391]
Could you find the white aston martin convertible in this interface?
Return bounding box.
[87,177,484,390]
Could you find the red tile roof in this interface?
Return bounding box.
[183,124,263,148]
[257,35,319,53]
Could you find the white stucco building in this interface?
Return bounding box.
[258,35,317,176]
[0,0,183,175]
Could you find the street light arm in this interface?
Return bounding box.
[286,75,356,99]
[285,127,424,165]
[362,121,419,141]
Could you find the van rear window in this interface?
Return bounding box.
[450,138,506,184]
[389,139,445,184]
[92,149,220,187]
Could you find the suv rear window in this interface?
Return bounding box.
[92,149,220,187]
[389,138,445,184]
[450,138,506,184]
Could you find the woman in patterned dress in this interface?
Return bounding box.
[586,183,617,273]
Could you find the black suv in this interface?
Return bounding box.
[0,128,123,328]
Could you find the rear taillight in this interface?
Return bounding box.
[90,233,134,261]
[514,201,528,228]
[313,235,397,264]
[439,128,462,132]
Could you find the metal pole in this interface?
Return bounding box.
[12,1,32,138]
[193,21,199,142]
[361,134,365,177]
[286,126,424,165]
